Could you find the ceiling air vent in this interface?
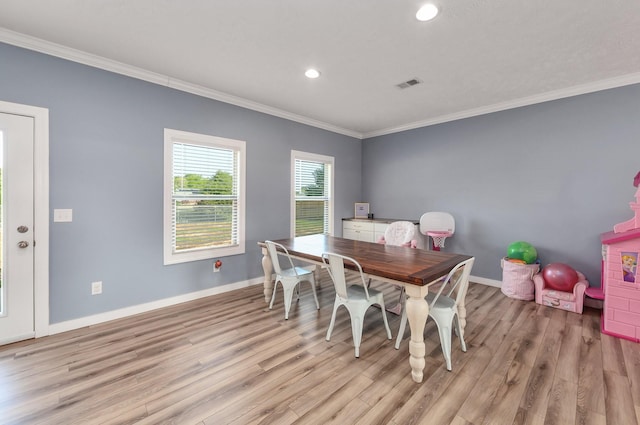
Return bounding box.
[396,78,422,89]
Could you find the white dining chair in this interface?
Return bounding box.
[266,240,319,320]
[322,252,392,358]
[395,257,475,371]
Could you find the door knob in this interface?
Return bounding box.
[17,241,29,248]
[17,225,29,233]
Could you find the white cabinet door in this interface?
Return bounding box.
[343,220,423,245]
[343,228,359,240]
[374,223,388,242]
[358,230,375,243]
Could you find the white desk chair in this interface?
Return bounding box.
[266,240,319,320]
[395,257,475,371]
[322,252,392,358]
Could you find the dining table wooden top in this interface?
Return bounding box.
[265,234,472,286]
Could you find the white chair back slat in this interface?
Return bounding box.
[266,240,298,276]
[322,252,370,300]
[430,257,475,308]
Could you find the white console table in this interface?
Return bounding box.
[342,218,424,248]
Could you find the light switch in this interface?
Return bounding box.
[54,209,73,222]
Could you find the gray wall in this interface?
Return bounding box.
[362,85,640,285]
[3,40,638,324]
[0,43,362,323]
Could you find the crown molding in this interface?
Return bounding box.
[164,78,361,138]
[3,27,639,142]
[363,72,640,139]
[0,28,363,139]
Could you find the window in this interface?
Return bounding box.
[164,129,245,265]
[291,150,334,237]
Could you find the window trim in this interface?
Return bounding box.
[290,150,334,238]
[164,128,246,265]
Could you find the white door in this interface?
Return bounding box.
[0,112,35,344]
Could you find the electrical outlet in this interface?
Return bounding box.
[91,281,102,295]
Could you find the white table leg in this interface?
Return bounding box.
[260,246,274,304]
[405,285,430,383]
[313,265,320,288]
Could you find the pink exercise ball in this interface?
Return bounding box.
[542,263,579,292]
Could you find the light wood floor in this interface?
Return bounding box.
[1,274,639,425]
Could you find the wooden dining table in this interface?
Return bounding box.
[258,234,473,383]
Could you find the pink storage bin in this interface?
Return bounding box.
[500,257,539,301]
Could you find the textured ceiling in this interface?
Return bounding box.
[1,0,640,138]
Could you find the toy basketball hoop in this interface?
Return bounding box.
[420,212,455,251]
[427,231,452,251]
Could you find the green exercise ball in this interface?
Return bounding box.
[507,241,538,264]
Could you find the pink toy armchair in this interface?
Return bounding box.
[533,271,588,314]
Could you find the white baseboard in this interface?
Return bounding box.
[48,276,265,335]
[470,275,502,288]
[0,332,36,346]
[47,272,500,336]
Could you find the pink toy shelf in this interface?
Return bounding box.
[600,179,640,343]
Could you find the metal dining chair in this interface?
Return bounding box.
[395,257,475,371]
[322,252,392,358]
[266,240,319,320]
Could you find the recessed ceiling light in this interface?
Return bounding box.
[305,69,320,79]
[416,4,438,21]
